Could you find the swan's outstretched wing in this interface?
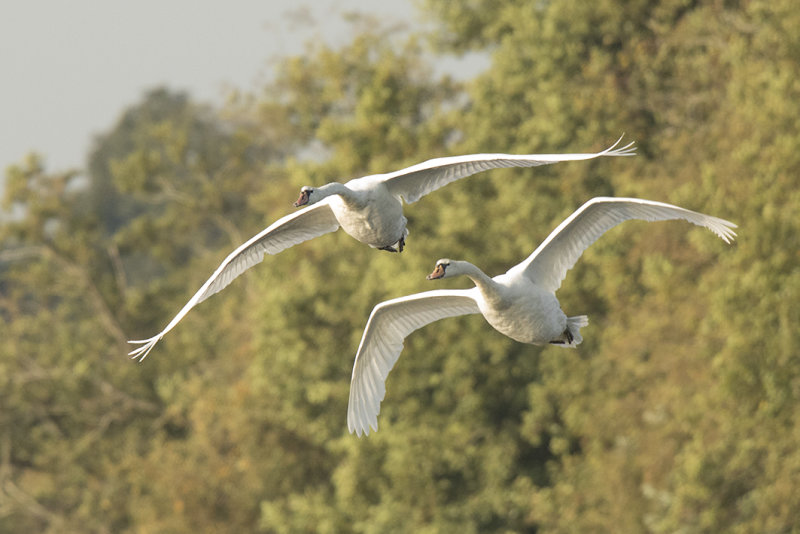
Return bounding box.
[128,202,340,362]
[509,197,737,293]
[379,136,636,204]
[348,289,481,436]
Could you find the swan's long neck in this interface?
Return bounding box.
[449,261,501,299]
[316,182,351,200]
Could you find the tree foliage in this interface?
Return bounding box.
[2,2,798,532]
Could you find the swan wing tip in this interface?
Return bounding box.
[349,424,370,438]
[721,226,738,244]
[712,217,738,244]
[347,402,379,437]
[347,418,372,438]
[603,133,637,157]
[127,335,162,362]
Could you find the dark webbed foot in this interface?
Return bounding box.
[549,327,574,345]
[378,236,406,253]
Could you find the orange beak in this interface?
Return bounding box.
[294,190,310,207]
[427,264,446,280]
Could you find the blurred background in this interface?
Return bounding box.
[1,0,798,532]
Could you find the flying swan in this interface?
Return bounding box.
[347,197,736,436]
[128,138,635,361]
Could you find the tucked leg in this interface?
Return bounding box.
[549,327,574,345]
[378,235,406,253]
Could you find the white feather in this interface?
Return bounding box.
[380,135,635,204]
[128,202,339,361]
[348,289,481,436]
[509,197,737,292]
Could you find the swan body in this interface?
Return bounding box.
[475,272,568,345]
[347,197,737,436]
[129,138,635,361]
[324,181,408,250]
[433,262,569,345]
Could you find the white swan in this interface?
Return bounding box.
[128,138,635,361]
[347,197,736,436]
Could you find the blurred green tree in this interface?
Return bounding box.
[2,1,798,532]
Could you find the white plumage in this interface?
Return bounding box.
[347,197,736,436]
[129,138,635,361]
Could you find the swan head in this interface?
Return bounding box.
[427,259,452,280]
[294,183,347,207]
[294,186,314,207]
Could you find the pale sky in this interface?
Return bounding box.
[0,1,419,174]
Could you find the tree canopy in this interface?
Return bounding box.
[2,1,798,532]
